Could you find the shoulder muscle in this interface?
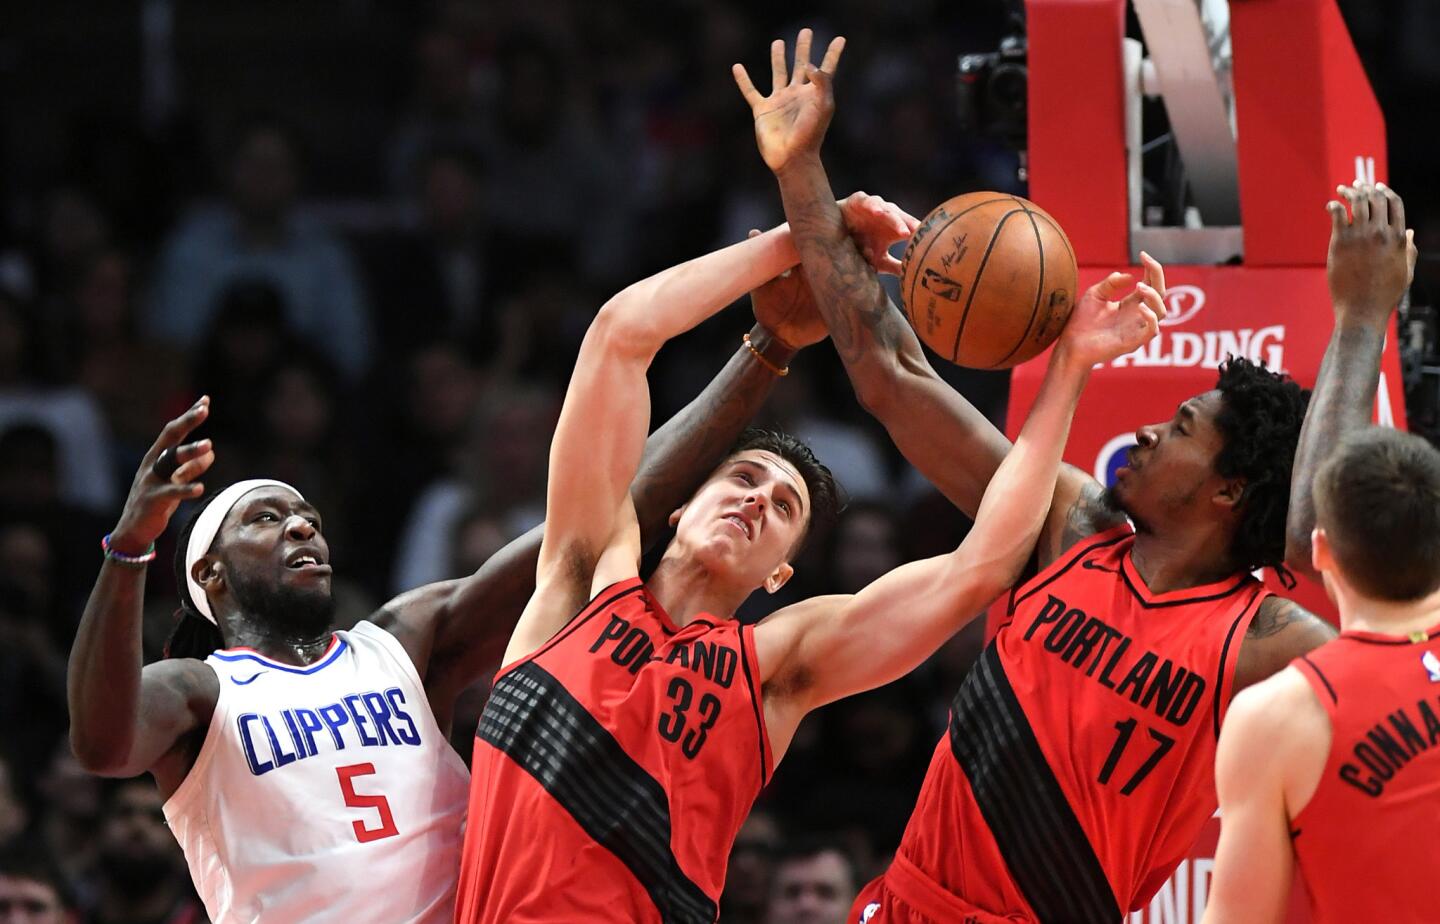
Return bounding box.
[144,659,221,792]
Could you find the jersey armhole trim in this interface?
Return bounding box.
[350,620,427,691]
[1012,524,1132,611]
[1294,655,1339,707]
[1213,587,1267,738]
[162,660,227,816]
[492,577,645,682]
[1283,667,1337,833]
[738,623,773,786]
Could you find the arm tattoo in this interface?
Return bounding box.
[1247,596,1336,643]
[778,164,918,371]
[1058,481,1123,556]
[1247,596,1303,639]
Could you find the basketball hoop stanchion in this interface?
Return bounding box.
[990,2,1406,921]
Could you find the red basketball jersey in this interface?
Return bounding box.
[890,525,1267,921]
[1289,623,1440,924]
[454,578,771,924]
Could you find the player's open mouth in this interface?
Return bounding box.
[285,550,332,574]
[723,514,753,540]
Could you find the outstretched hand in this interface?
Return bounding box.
[109,397,215,555]
[1326,182,1415,328]
[1057,252,1168,368]
[734,28,846,174]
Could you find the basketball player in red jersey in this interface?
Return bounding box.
[1205,186,1427,924]
[1204,429,1440,923]
[65,196,914,923]
[736,30,1415,923]
[454,116,1165,920]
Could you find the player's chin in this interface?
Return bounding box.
[694,537,754,583]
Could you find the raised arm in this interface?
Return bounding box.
[68,400,219,785]
[757,271,1163,722]
[735,31,1137,565]
[735,31,1008,517]
[376,207,915,721]
[1284,183,1415,581]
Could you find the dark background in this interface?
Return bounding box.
[1,2,1434,921]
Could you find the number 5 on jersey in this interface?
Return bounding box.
[336,763,399,842]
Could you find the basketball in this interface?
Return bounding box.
[899,192,1078,369]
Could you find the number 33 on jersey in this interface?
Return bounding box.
[458,578,771,923]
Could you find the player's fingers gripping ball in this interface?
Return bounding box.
[900,192,1078,369]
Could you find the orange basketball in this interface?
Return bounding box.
[899,192,1078,369]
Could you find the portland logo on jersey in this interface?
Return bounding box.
[1024,593,1208,727]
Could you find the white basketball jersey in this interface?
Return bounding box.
[163,621,469,923]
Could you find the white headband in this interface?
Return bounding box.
[185,479,304,625]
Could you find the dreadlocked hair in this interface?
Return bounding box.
[1211,357,1311,576]
[728,428,845,554]
[164,493,226,660]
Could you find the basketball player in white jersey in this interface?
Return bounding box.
[65,200,919,923]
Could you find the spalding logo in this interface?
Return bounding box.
[1160,285,1206,327]
[1094,433,1138,486]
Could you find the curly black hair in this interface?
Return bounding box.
[727,428,845,554]
[1212,357,1311,575]
[165,493,226,661]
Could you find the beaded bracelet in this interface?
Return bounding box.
[743,333,790,376]
[102,534,157,566]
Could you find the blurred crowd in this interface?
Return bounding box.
[0,2,1016,920]
[2,1,1436,922]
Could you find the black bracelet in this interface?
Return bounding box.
[743,332,791,376]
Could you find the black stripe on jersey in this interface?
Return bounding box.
[1299,655,1338,705]
[950,644,1121,924]
[1012,531,1130,611]
[479,661,717,924]
[1213,589,1265,738]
